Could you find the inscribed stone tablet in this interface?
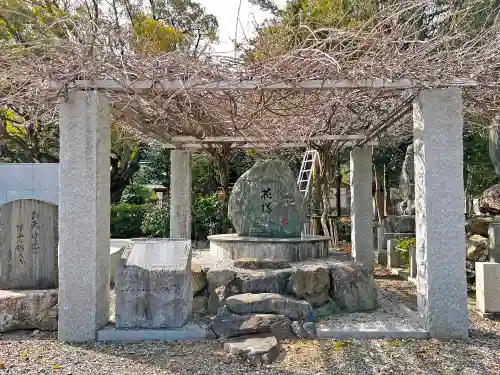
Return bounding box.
[0,199,58,289]
[228,159,305,238]
[115,239,193,328]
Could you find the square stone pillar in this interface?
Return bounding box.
[488,223,500,263]
[58,90,110,342]
[170,150,192,239]
[413,88,468,339]
[350,146,373,270]
[476,262,500,314]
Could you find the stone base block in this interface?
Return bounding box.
[208,234,329,262]
[476,262,500,313]
[0,289,58,332]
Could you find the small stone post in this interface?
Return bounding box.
[350,146,374,270]
[58,90,111,342]
[476,262,500,315]
[413,88,468,339]
[409,245,417,278]
[387,239,402,268]
[488,223,500,263]
[170,150,192,239]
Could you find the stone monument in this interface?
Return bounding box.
[0,199,58,289]
[115,238,193,328]
[0,198,59,332]
[209,159,329,262]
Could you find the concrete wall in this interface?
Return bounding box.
[0,163,58,205]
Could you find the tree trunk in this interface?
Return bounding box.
[319,148,333,244]
[311,154,322,235]
[383,164,391,216]
[110,147,142,204]
[212,146,231,233]
[374,164,384,224]
[335,158,341,216]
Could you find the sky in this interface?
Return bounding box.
[198,0,287,56]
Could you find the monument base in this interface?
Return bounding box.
[208,234,330,262]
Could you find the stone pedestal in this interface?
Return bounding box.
[488,223,500,263]
[208,234,329,262]
[58,90,110,342]
[350,147,373,270]
[413,88,468,339]
[475,262,500,314]
[170,150,191,239]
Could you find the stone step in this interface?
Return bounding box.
[223,334,280,365]
[211,309,294,339]
[224,293,316,322]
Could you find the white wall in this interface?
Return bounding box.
[0,163,58,205]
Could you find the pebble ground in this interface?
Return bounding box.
[1,267,499,375]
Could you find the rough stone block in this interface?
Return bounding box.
[191,262,207,295]
[476,262,500,313]
[115,239,193,328]
[235,269,290,294]
[211,308,293,339]
[0,289,58,332]
[233,258,291,270]
[330,262,377,312]
[224,293,315,321]
[223,335,280,365]
[286,264,330,307]
[0,199,58,289]
[206,268,236,290]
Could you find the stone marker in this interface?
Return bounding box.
[488,223,500,263]
[387,239,402,268]
[228,159,305,237]
[409,245,417,278]
[223,335,280,365]
[476,262,500,314]
[115,239,193,328]
[0,289,58,332]
[0,199,58,290]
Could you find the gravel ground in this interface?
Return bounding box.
[1,268,500,374]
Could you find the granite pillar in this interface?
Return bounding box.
[58,90,110,342]
[170,150,192,239]
[413,88,468,339]
[350,146,374,270]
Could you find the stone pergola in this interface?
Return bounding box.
[55,78,469,342]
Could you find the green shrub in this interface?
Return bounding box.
[192,194,221,240]
[110,204,146,238]
[396,237,416,265]
[120,184,156,205]
[142,204,169,238]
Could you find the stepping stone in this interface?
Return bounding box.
[225,293,316,321]
[211,308,293,339]
[224,335,280,365]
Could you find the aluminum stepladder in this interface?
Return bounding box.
[297,149,319,235]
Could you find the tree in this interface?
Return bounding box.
[0,0,219,203]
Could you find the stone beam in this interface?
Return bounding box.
[413,88,468,339]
